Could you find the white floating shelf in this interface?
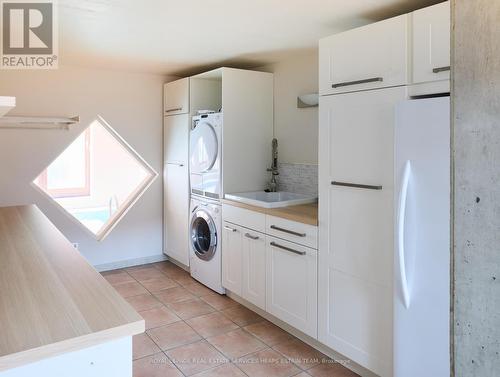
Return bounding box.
[0,115,80,130]
[0,96,16,118]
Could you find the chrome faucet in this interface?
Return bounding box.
[267,138,279,192]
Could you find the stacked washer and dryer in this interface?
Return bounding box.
[188,112,225,294]
[163,68,273,296]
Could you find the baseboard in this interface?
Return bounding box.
[94,254,168,272]
[225,291,378,377]
[163,253,190,272]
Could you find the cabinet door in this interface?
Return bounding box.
[318,87,406,377]
[164,114,189,165]
[221,222,242,295]
[164,164,189,266]
[320,87,406,188]
[164,78,189,115]
[242,230,266,310]
[412,1,450,84]
[266,236,317,338]
[319,14,408,95]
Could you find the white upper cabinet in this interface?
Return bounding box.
[412,1,450,84]
[164,78,189,115]
[319,14,409,95]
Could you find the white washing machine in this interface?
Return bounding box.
[189,196,225,294]
[190,112,222,200]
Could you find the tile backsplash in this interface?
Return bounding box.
[277,163,318,197]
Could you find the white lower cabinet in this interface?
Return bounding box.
[241,229,266,310]
[222,205,318,337]
[221,222,243,295]
[222,221,266,309]
[266,236,318,338]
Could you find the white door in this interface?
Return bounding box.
[319,14,408,95]
[394,97,450,377]
[242,230,266,310]
[163,114,190,266]
[164,78,189,115]
[221,222,242,295]
[318,87,407,377]
[164,164,189,266]
[266,236,317,338]
[412,1,450,84]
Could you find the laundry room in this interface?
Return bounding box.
[0,1,498,377]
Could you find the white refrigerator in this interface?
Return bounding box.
[394,97,450,377]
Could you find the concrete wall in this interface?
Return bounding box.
[0,66,172,268]
[257,52,319,164]
[452,1,500,375]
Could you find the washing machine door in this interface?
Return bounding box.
[190,120,218,174]
[190,208,217,261]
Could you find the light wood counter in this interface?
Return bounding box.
[0,205,144,372]
[222,199,318,226]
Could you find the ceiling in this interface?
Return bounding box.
[58,0,442,76]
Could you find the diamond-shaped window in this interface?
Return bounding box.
[33,116,157,240]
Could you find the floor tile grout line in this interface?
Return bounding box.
[271,345,322,372]
[165,339,230,377]
[160,349,189,377]
[233,347,304,377]
[205,336,271,364]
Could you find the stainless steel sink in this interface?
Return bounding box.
[225,191,317,209]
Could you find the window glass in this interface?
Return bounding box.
[34,118,157,240]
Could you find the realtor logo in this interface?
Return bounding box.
[1,0,58,69]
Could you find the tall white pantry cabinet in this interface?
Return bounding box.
[318,2,449,377]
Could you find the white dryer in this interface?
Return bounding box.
[190,113,222,200]
[189,196,224,294]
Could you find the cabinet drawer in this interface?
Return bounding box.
[222,204,266,233]
[266,215,317,249]
[164,78,189,115]
[319,14,408,95]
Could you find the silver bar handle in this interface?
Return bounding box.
[432,66,450,73]
[270,241,306,256]
[244,233,260,240]
[165,107,183,113]
[166,162,184,167]
[332,77,383,88]
[224,225,238,232]
[270,225,306,237]
[331,181,382,190]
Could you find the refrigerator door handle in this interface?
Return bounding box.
[398,160,411,309]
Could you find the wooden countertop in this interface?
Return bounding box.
[0,205,144,372]
[222,199,318,226]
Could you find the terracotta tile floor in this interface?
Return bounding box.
[103,261,359,377]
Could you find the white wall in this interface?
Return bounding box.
[258,52,319,164]
[0,66,172,267]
